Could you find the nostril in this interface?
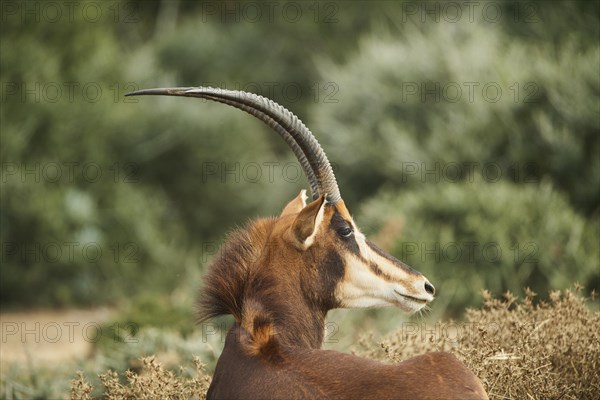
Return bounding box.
[424,281,435,296]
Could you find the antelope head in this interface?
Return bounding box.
[126,87,435,328]
[275,189,435,314]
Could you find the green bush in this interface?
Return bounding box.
[358,180,599,316]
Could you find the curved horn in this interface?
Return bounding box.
[125,87,341,203]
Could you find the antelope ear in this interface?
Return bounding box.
[288,194,328,249]
[280,190,308,217]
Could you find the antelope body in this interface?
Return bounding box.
[127,87,488,400]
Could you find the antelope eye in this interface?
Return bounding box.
[338,226,353,238]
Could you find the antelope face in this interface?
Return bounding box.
[333,210,435,313]
[280,191,435,314]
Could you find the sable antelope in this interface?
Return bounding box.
[127,87,488,400]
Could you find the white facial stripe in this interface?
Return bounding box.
[353,229,372,260]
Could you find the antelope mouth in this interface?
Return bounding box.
[393,290,430,305]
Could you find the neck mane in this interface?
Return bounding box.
[197,218,327,350]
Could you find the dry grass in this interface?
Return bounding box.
[70,356,211,400]
[71,288,598,399]
[356,287,599,400]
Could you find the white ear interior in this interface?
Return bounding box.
[299,189,308,208]
[302,195,328,248]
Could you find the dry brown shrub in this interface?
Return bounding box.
[70,356,211,400]
[355,287,599,400]
[70,371,93,400]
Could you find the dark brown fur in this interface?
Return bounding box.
[197,218,274,324]
[208,324,487,400]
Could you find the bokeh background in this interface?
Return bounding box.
[1,0,599,397]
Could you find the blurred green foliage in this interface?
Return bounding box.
[359,180,599,317]
[1,0,598,321]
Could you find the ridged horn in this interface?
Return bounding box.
[125,87,341,203]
